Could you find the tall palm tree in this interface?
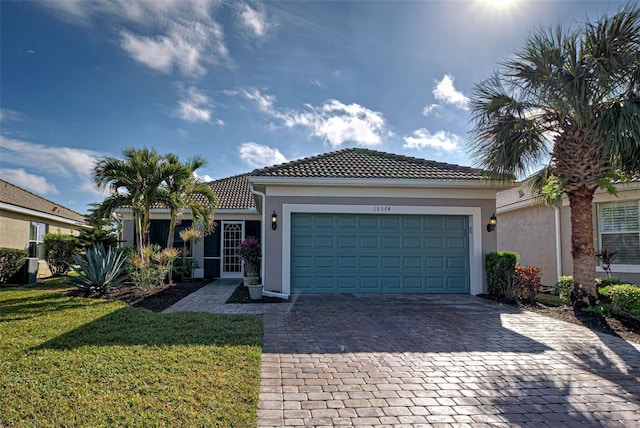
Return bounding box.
[93,147,174,249]
[468,5,640,299]
[162,154,218,250]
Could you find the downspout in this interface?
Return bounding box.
[555,205,563,279]
[249,183,289,300]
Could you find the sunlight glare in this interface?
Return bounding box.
[482,0,520,11]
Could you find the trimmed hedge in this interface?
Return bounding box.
[486,251,519,300]
[44,233,81,277]
[0,248,28,284]
[598,284,640,317]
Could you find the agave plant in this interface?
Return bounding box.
[68,243,129,295]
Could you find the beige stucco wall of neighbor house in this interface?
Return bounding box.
[497,205,559,285]
[499,184,640,286]
[0,210,31,250]
[0,210,81,249]
[256,185,498,295]
[0,209,83,279]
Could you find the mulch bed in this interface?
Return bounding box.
[68,278,214,312]
[480,295,640,344]
[225,284,289,304]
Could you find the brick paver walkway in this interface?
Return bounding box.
[166,282,640,427]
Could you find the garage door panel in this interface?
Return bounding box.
[315,236,335,247]
[293,236,313,248]
[360,236,378,247]
[403,256,422,269]
[361,256,379,268]
[382,256,401,268]
[359,277,379,289]
[381,217,400,229]
[381,236,400,248]
[316,256,335,268]
[447,257,467,269]
[291,213,469,294]
[426,277,445,290]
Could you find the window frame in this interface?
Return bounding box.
[597,200,640,272]
[28,221,48,259]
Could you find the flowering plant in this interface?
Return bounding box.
[238,236,260,276]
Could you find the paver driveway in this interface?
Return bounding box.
[258,294,640,427]
[164,283,640,427]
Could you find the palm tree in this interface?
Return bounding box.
[93,147,174,249]
[467,5,640,299]
[162,154,218,250]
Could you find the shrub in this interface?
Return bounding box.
[0,248,27,284]
[67,243,129,295]
[600,284,640,318]
[485,251,519,300]
[44,233,81,277]
[130,265,170,291]
[556,276,574,304]
[596,278,627,303]
[514,265,542,304]
[129,245,178,291]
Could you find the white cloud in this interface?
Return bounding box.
[175,86,213,122]
[239,142,287,168]
[240,87,277,114]
[310,79,325,88]
[43,0,228,77]
[120,20,227,76]
[0,168,59,195]
[0,108,24,122]
[194,171,214,182]
[238,3,271,39]
[0,136,101,185]
[214,119,225,126]
[422,103,441,117]
[433,74,469,110]
[238,88,390,147]
[403,128,461,152]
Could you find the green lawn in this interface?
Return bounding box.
[0,282,263,427]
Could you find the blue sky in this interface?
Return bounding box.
[0,0,625,214]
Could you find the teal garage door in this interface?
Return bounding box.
[291,213,470,294]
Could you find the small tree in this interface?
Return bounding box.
[77,204,121,249]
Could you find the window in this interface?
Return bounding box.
[598,201,640,265]
[28,222,47,259]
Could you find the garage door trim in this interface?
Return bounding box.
[282,204,483,295]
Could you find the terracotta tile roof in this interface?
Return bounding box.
[251,148,486,180]
[496,181,536,209]
[207,173,255,210]
[0,179,87,223]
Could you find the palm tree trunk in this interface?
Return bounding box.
[567,188,597,300]
[167,212,176,250]
[142,210,151,247]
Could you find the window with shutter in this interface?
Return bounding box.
[598,201,640,265]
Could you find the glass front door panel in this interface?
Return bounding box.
[223,223,243,275]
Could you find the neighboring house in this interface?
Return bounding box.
[496,180,640,286]
[120,148,505,296]
[0,179,89,280]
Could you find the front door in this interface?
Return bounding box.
[222,221,243,278]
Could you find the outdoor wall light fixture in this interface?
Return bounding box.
[486,213,497,232]
[271,210,278,230]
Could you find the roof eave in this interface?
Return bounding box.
[248,176,508,189]
[0,202,90,229]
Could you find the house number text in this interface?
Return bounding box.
[373,206,392,212]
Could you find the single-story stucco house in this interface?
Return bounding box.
[0,179,90,280]
[496,179,640,286]
[120,148,506,297]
